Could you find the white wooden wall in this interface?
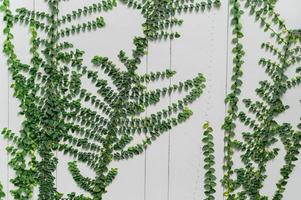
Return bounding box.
[0,0,300,199]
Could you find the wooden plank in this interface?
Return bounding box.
[144,37,171,200]
[169,5,228,200]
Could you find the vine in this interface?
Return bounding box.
[0,182,4,199]
[222,0,245,198]
[202,122,216,200]
[1,0,300,199]
[0,0,221,199]
[222,0,301,199]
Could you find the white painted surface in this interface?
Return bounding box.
[0,0,300,199]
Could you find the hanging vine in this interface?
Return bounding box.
[1,0,300,199]
[0,0,221,199]
[222,0,245,198]
[0,183,4,199]
[222,0,301,199]
[202,122,216,200]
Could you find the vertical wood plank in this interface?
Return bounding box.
[169,4,228,199]
[144,39,171,200]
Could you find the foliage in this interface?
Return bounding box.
[1,0,300,199]
[0,0,221,199]
[202,122,216,200]
[222,0,301,199]
[0,182,5,199]
[222,0,245,196]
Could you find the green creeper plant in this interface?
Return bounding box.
[222,0,245,197]
[0,182,5,199]
[222,0,301,199]
[0,0,221,199]
[202,122,216,200]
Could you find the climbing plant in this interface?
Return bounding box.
[0,183,4,199]
[1,0,300,199]
[0,0,221,199]
[222,0,301,199]
[202,122,216,200]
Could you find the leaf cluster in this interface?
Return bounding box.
[202,122,216,200]
[222,1,301,199]
[0,0,220,199]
